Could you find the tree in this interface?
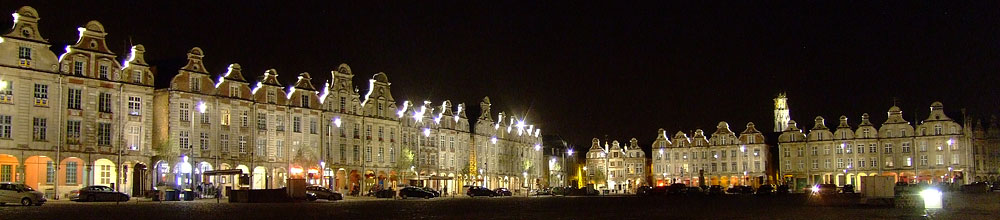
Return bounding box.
[395,147,415,182]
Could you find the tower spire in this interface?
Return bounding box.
[774,92,790,132]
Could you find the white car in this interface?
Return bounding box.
[0,182,46,206]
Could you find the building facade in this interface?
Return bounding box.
[651,122,769,188]
[584,138,647,193]
[0,6,156,199]
[0,6,546,199]
[778,102,975,191]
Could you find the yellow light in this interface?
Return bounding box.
[290,167,304,174]
[920,189,943,209]
[0,80,7,90]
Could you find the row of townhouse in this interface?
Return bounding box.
[650,122,770,188]
[0,6,545,199]
[584,138,647,193]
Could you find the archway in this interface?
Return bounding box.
[173,160,193,189]
[377,171,387,188]
[23,156,54,190]
[235,165,249,187]
[274,167,287,188]
[252,166,267,189]
[131,163,147,196]
[153,160,169,189]
[349,170,360,195]
[0,154,19,182]
[196,162,213,184]
[93,159,118,188]
[336,169,347,192]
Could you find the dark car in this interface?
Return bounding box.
[306,186,343,201]
[684,187,704,195]
[70,185,129,202]
[756,185,774,195]
[841,184,855,193]
[776,185,790,194]
[814,184,838,195]
[421,187,441,197]
[373,189,396,198]
[535,188,553,196]
[728,186,754,194]
[708,185,724,196]
[399,186,436,199]
[666,183,686,195]
[305,192,318,201]
[991,182,1000,191]
[637,186,654,196]
[495,188,513,196]
[467,186,497,197]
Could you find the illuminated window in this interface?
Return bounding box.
[33,84,48,106]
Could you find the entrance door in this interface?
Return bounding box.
[132,164,146,196]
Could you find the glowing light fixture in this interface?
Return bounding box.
[423,128,431,137]
[333,117,342,127]
[920,189,943,209]
[490,136,498,144]
[196,101,207,114]
[397,101,410,118]
[534,144,541,151]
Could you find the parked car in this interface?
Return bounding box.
[399,186,436,199]
[70,185,129,202]
[707,185,724,196]
[467,186,497,197]
[755,185,774,195]
[305,192,318,201]
[813,184,838,195]
[841,184,855,193]
[649,186,668,196]
[991,182,1000,192]
[776,185,790,194]
[495,188,513,196]
[728,186,754,194]
[421,187,441,197]
[373,189,396,198]
[535,187,553,196]
[637,186,654,196]
[0,182,46,206]
[666,184,686,195]
[305,186,343,201]
[684,187,704,195]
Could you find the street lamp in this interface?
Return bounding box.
[523,171,529,196]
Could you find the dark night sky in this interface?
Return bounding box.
[4,1,999,152]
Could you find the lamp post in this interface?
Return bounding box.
[566,148,573,187]
[523,171,528,197]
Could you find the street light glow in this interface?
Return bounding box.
[333,117,342,127]
[196,101,207,113]
[491,136,498,144]
[534,144,541,151]
[423,128,431,137]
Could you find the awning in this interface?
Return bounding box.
[203,169,243,176]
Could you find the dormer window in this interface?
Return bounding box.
[132,70,142,84]
[73,61,84,75]
[266,90,276,104]
[230,85,240,98]
[190,77,200,91]
[301,95,310,107]
[18,47,31,59]
[99,65,109,79]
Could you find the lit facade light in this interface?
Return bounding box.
[196,101,207,114]
[534,144,541,151]
[423,128,431,137]
[0,80,8,90]
[397,101,410,118]
[333,117,342,127]
[490,136,498,144]
[567,149,574,156]
[740,145,746,152]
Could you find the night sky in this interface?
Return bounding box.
[4,1,999,152]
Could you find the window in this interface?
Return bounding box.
[200,110,210,124]
[257,113,267,130]
[276,140,284,158]
[934,125,942,135]
[869,144,877,153]
[902,142,911,153]
[240,111,248,127]
[824,146,830,155]
[390,146,396,163]
[97,123,111,146]
[753,149,760,157]
[885,157,893,167]
[301,95,310,107]
[378,147,384,163]
[339,97,346,112]
[365,146,372,162]
[34,84,48,106]
[884,144,893,154]
[919,142,927,152]
[99,93,111,112]
[859,158,866,168]
[46,161,54,183]
[127,96,141,115]
[293,116,301,133]
[0,165,10,182]
[811,146,818,155]
[836,145,843,154]
[340,144,346,162]
[366,125,372,139]
[936,155,944,165]
[132,70,142,84]
[837,158,844,168]
[920,155,928,166]
[219,109,231,126]
[797,147,803,157]
[812,160,818,169]
[0,81,11,104]
[267,90,276,104]
[66,120,80,143]
[857,144,864,154]
[73,61,84,75]
[220,134,230,152]
[353,124,359,138]
[127,125,141,150]
[952,154,959,164]
[31,117,47,141]
[905,157,912,167]
[275,116,284,131]
[99,65,109,79]
[18,46,31,59]
[200,133,209,150]
[230,85,240,97]
[66,162,78,184]
[190,77,200,91]
[754,161,761,171]
[256,139,266,156]
[179,131,190,149]
[238,136,247,153]
[310,118,317,134]
[824,159,831,169]
[353,145,360,162]
[67,88,81,109]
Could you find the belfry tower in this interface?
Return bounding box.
[774,93,790,132]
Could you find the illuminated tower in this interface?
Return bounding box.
[774,93,790,132]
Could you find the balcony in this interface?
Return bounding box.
[34,98,47,107]
[19,59,31,67]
